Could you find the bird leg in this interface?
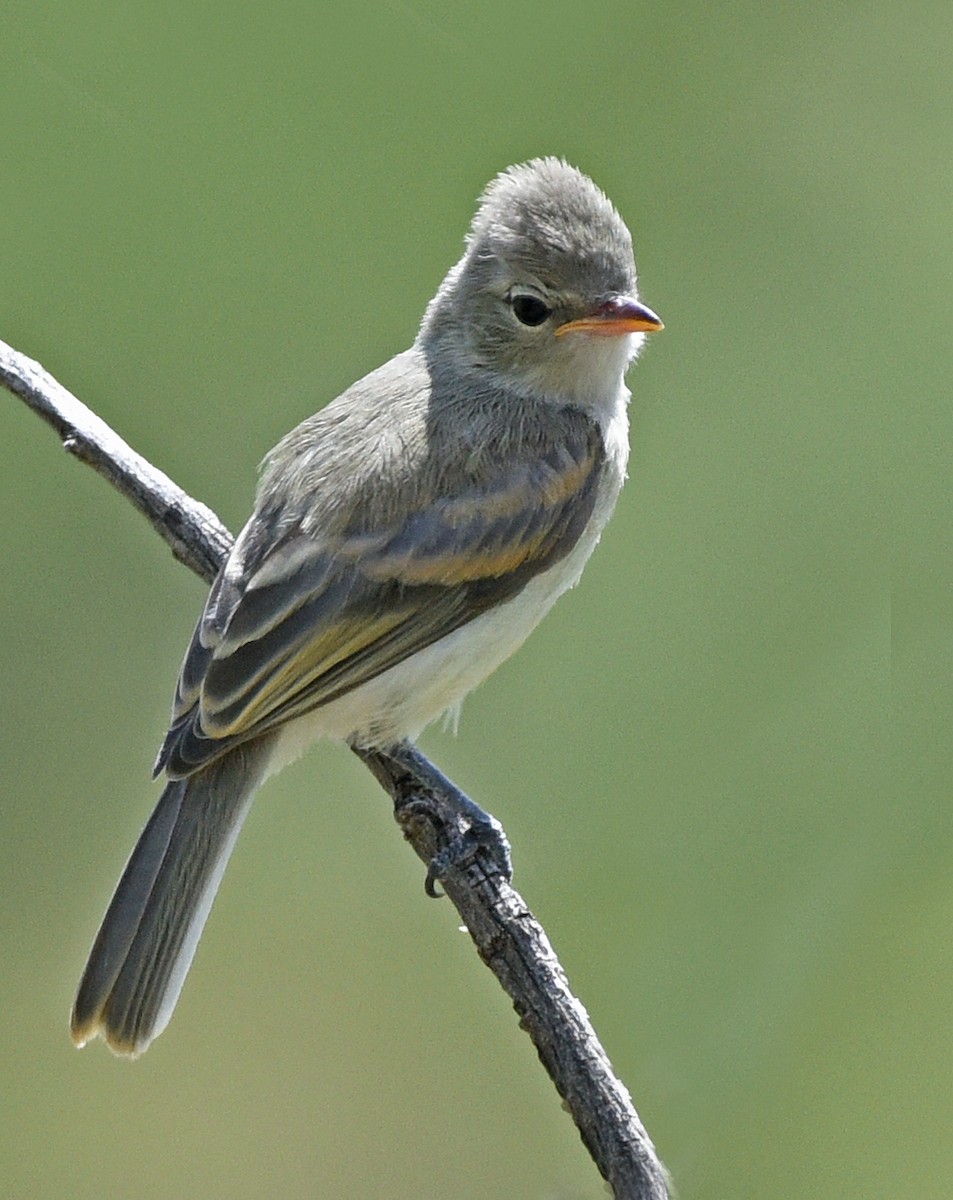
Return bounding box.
[353,741,513,897]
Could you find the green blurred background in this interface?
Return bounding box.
[0,3,942,1197]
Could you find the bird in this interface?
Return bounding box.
[70,157,663,1057]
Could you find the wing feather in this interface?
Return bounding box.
[156,411,605,778]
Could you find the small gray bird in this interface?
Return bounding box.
[71,157,663,1057]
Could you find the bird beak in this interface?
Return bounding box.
[556,296,664,338]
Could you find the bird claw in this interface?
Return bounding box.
[424,813,513,897]
[374,741,514,897]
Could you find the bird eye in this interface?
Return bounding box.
[510,293,551,327]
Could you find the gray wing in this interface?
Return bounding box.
[156,415,605,777]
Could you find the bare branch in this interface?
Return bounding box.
[2,335,670,1200]
[1,340,231,583]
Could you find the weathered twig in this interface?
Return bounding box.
[2,336,670,1200]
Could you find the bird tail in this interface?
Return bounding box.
[71,742,270,1058]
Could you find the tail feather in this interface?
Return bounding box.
[71,742,270,1057]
